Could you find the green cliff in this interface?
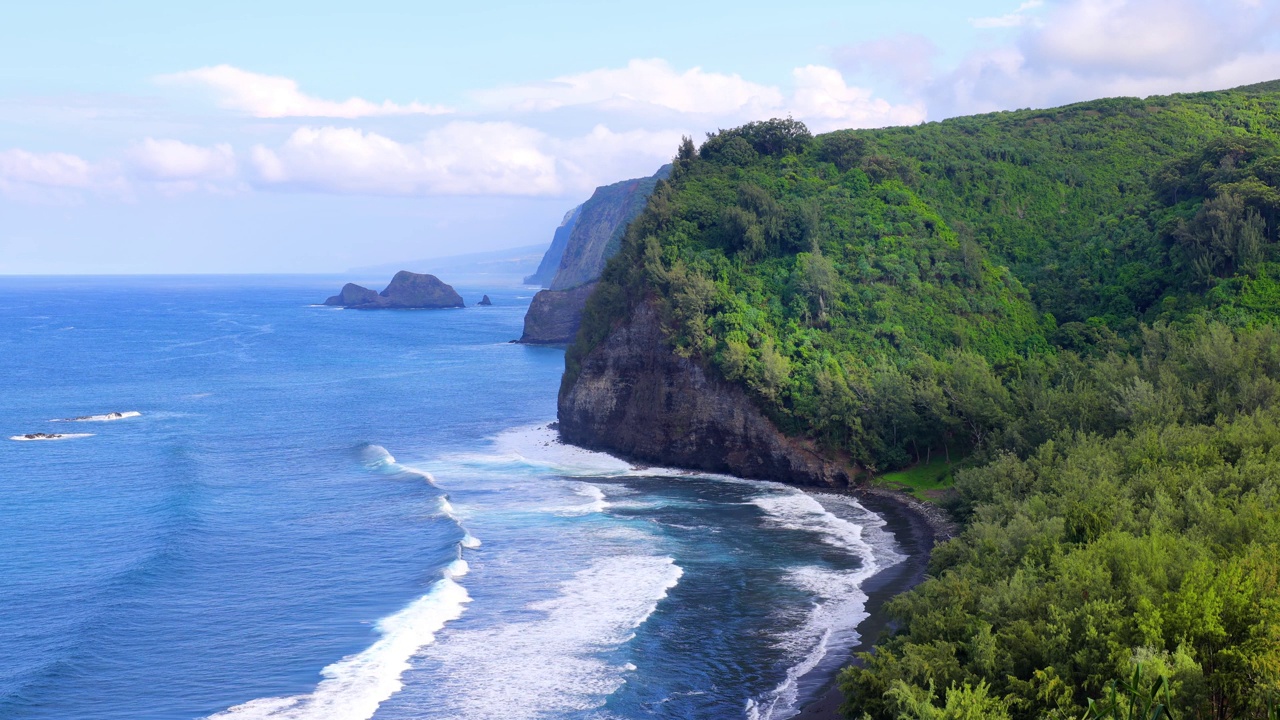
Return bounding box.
[560,82,1280,717]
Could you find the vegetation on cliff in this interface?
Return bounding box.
[563,81,1280,716]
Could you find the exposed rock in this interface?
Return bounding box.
[478,295,493,306]
[549,166,669,291]
[558,301,854,487]
[324,283,380,307]
[524,206,581,286]
[322,271,464,309]
[518,283,596,344]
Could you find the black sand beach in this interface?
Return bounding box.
[795,489,951,719]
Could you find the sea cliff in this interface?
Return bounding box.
[519,166,669,343]
[558,301,853,486]
[518,283,596,344]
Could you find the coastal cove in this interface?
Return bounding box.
[0,275,931,720]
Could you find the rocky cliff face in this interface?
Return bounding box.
[519,283,596,344]
[549,166,669,291]
[524,206,581,287]
[519,166,669,343]
[324,271,464,309]
[557,301,854,487]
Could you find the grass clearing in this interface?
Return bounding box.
[876,457,954,502]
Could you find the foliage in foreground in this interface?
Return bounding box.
[837,324,1280,719]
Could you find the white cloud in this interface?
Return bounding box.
[787,65,926,132]
[880,0,1280,118]
[552,125,685,191]
[127,138,236,181]
[250,123,561,196]
[472,58,784,115]
[1025,0,1270,77]
[971,0,1044,29]
[473,59,919,135]
[249,122,687,198]
[0,148,128,202]
[0,149,98,189]
[159,65,453,118]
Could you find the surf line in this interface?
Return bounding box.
[205,446,478,720]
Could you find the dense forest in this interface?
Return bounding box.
[564,81,1280,717]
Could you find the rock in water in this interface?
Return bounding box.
[478,295,493,306]
[518,283,596,344]
[322,271,465,309]
[324,283,380,307]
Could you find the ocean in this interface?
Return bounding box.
[0,276,902,720]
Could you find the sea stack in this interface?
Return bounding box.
[478,295,492,306]
[323,271,465,309]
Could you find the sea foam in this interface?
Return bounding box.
[51,410,141,422]
[745,491,904,720]
[206,446,480,720]
[409,554,683,720]
[205,567,472,720]
[9,433,94,441]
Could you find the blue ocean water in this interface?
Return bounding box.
[0,276,901,720]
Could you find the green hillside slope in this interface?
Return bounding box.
[569,82,1280,473]
[564,82,1280,717]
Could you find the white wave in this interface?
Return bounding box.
[9,433,93,441]
[448,424,635,477]
[411,555,682,720]
[51,411,141,422]
[554,482,609,516]
[364,442,483,557]
[751,492,867,552]
[206,563,472,720]
[746,491,904,720]
[362,444,437,485]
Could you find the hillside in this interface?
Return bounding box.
[560,82,1280,717]
[565,83,1280,473]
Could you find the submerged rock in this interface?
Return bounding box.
[323,271,465,309]
[478,295,493,306]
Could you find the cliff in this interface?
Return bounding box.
[518,283,596,344]
[560,83,1280,484]
[324,271,464,309]
[524,207,581,287]
[548,166,669,291]
[518,166,669,343]
[558,301,853,486]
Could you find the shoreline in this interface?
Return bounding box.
[794,486,954,719]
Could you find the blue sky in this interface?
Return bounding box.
[2,0,1277,273]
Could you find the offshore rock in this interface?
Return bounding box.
[478,295,493,306]
[558,301,853,487]
[324,271,465,309]
[518,283,596,344]
[325,283,380,307]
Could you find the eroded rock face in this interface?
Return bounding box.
[557,301,854,487]
[323,271,464,309]
[518,283,596,344]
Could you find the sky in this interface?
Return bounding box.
[2,0,1279,274]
